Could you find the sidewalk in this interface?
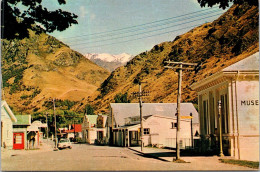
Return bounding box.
[128,147,256,170]
[1,138,54,158]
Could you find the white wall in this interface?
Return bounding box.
[1,108,13,149]
[143,116,193,148]
[236,80,259,161]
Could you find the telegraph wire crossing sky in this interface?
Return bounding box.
[47,0,228,56]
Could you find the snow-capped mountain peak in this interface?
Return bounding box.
[85,53,133,64]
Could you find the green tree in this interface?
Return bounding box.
[85,104,94,115]
[1,0,78,40]
[197,0,258,9]
[114,93,130,103]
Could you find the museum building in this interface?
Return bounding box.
[191,52,259,161]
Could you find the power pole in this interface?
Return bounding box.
[53,98,58,151]
[164,61,197,160]
[132,82,149,152]
[46,112,48,143]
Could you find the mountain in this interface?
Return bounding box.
[1,30,110,113]
[75,2,259,113]
[85,53,134,72]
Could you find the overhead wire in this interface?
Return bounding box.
[68,8,222,44]
[62,6,220,40]
[71,11,223,46]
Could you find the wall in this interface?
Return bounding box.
[236,80,259,161]
[143,116,193,149]
[1,108,13,149]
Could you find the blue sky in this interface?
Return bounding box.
[44,0,228,56]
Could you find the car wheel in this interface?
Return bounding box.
[69,146,72,149]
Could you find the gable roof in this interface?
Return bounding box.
[13,115,31,126]
[85,115,98,125]
[191,52,259,91]
[1,100,17,122]
[110,103,198,126]
[223,52,259,71]
[65,124,82,133]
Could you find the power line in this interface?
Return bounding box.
[68,9,222,44]
[61,6,220,40]
[77,23,202,49]
[71,12,222,46]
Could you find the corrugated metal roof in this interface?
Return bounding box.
[223,52,259,71]
[13,115,31,125]
[110,103,198,126]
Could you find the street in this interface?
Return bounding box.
[1,141,255,171]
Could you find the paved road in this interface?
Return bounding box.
[1,143,255,171]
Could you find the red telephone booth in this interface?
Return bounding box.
[13,133,24,149]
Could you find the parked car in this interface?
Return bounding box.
[58,139,72,149]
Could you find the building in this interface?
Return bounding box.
[1,101,17,149]
[64,124,82,141]
[107,103,199,148]
[13,115,32,149]
[82,115,107,144]
[191,52,259,161]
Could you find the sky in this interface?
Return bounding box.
[43,0,228,56]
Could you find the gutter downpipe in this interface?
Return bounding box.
[235,71,240,159]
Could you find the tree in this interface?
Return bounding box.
[1,0,78,40]
[197,0,258,9]
[114,93,130,103]
[85,104,95,115]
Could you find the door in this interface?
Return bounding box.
[13,133,24,149]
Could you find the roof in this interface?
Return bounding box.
[223,52,259,71]
[27,125,39,132]
[1,100,17,122]
[13,115,31,126]
[65,124,82,133]
[191,52,259,90]
[110,103,198,126]
[85,115,98,125]
[31,121,47,128]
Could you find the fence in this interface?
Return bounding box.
[164,138,192,149]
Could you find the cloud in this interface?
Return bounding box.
[80,6,88,18]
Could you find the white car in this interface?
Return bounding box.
[58,139,72,149]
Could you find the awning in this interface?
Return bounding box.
[27,125,39,132]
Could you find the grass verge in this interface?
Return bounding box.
[219,159,259,169]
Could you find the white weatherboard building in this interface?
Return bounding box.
[1,101,17,149]
[191,52,259,161]
[107,103,199,148]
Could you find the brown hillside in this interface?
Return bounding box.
[2,31,110,113]
[75,2,258,113]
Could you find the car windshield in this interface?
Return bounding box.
[59,139,69,143]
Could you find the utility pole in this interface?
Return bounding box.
[190,113,193,148]
[53,98,58,151]
[132,82,149,152]
[218,100,224,157]
[46,112,48,143]
[164,61,197,160]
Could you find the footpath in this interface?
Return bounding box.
[1,139,54,158]
[128,147,256,170]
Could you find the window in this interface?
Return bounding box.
[144,128,150,135]
[171,122,177,128]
